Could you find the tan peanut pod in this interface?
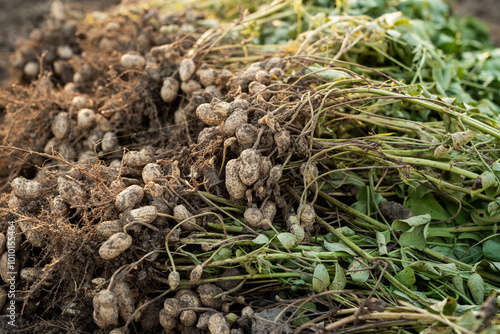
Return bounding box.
[109,328,128,334]
[102,132,119,153]
[196,103,223,126]
[238,149,262,186]
[175,289,201,308]
[77,108,96,130]
[235,124,257,147]
[96,220,123,239]
[198,126,220,144]
[72,96,87,110]
[0,287,6,311]
[0,233,5,252]
[20,267,42,283]
[222,108,247,137]
[267,165,282,185]
[179,58,196,82]
[123,205,158,224]
[123,147,155,167]
[259,157,272,178]
[269,67,284,78]
[52,195,70,216]
[120,52,146,70]
[226,159,247,199]
[58,177,87,206]
[300,204,315,227]
[197,311,215,330]
[198,283,223,310]
[115,185,144,212]
[205,85,223,100]
[290,223,305,244]
[24,61,39,77]
[180,309,197,327]
[244,208,263,229]
[248,81,270,100]
[11,177,43,200]
[255,70,271,85]
[8,193,23,210]
[208,313,230,334]
[163,298,181,317]
[161,77,180,103]
[18,220,44,248]
[168,271,180,290]
[213,102,233,117]
[274,130,291,155]
[241,305,254,318]
[58,143,77,161]
[239,67,259,85]
[181,80,202,95]
[44,137,61,155]
[145,182,163,198]
[1,251,19,283]
[95,113,112,132]
[233,96,250,110]
[99,232,133,260]
[300,163,318,185]
[159,309,177,330]
[111,280,136,321]
[142,163,162,183]
[199,65,217,87]
[51,111,70,139]
[93,290,119,328]
[261,201,277,222]
[190,264,203,283]
[173,204,200,231]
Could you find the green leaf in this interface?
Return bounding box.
[428,298,457,316]
[329,262,346,291]
[451,130,476,148]
[277,233,296,249]
[376,231,390,255]
[471,209,500,226]
[428,228,454,239]
[452,275,465,294]
[467,273,485,304]
[252,234,269,245]
[405,194,449,220]
[213,247,232,261]
[395,266,416,288]
[471,171,498,197]
[454,245,482,264]
[312,263,330,293]
[393,214,431,250]
[348,258,369,284]
[478,260,500,273]
[324,241,357,256]
[393,214,432,230]
[483,236,500,261]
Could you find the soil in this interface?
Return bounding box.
[0,0,120,84]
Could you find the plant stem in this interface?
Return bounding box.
[318,191,389,231]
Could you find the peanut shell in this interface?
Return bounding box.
[225,159,247,199]
[99,232,133,260]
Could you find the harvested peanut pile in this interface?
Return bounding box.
[0,1,499,333]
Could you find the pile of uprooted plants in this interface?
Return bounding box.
[0,0,498,333]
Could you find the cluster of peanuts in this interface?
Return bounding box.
[0,3,324,332]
